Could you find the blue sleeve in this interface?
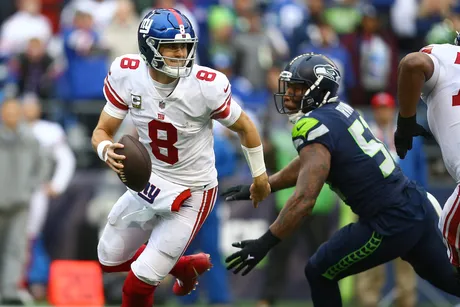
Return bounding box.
[214,137,236,180]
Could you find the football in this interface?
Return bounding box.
[114,134,152,192]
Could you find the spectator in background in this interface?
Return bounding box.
[207,6,235,64]
[211,51,259,115]
[62,7,108,100]
[60,0,118,34]
[341,3,398,106]
[323,0,361,35]
[178,132,236,307]
[0,0,52,56]
[103,0,140,63]
[21,94,76,301]
[8,38,59,99]
[232,1,285,90]
[391,0,454,55]
[263,0,307,52]
[297,20,355,103]
[425,4,460,45]
[0,99,49,305]
[289,0,325,58]
[355,92,427,307]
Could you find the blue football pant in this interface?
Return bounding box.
[305,198,460,307]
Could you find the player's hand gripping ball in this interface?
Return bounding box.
[114,135,151,192]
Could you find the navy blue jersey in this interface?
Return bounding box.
[292,102,426,235]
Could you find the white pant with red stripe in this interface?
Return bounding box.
[97,185,217,285]
[439,185,460,266]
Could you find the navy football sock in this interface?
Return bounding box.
[305,262,342,307]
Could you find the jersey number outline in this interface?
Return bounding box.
[148,120,179,165]
[120,57,140,70]
[196,70,216,82]
[348,116,396,178]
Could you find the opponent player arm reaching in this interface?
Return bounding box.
[394,50,434,159]
[92,110,126,174]
[225,142,330,275]
[226,111,271,207]
[221,156,300,200]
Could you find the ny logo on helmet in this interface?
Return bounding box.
[139,18,153,34]
[314,65,340,83]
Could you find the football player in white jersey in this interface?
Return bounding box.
[91,8,270,307]
[395,34,460,273]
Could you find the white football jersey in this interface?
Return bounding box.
[420,44,460,182]
[103,54,242,187]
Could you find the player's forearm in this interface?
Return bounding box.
[269,192,314,239]
[397,53,431,117]
[235,116,262,148]
[268,157,300,192]
[230,112,267,178]
[91,127,114,151]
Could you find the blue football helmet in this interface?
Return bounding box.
[138,9,198,78]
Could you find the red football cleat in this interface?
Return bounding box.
[172,253,212,296]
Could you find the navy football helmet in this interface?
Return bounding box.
[274,53,341,122]
[138,9,198,78]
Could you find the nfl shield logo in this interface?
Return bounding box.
[159,101,166,109]
[131,94,142,109]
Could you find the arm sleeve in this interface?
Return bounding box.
[291,117,335,153]
[103,57,129,119]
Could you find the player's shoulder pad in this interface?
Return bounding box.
[192,65,230,101]
[292,115,326,140]
[419,43,460,57]
[108,54,143,81]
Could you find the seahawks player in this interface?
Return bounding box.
[222,53,460,306]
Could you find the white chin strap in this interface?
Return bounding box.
[288,111,304,124]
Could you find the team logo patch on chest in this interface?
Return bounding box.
[159,100,166,109]
[131,94,142,109]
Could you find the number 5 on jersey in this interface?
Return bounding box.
[348,116,396,178]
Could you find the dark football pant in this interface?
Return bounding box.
[305,199,460,307]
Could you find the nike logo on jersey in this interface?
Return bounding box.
[296,122,306,131]
[246,254,255,261]
[224,83,230,93]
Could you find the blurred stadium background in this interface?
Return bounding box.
[1,0,460,306]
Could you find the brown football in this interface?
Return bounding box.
[114,134,152,192]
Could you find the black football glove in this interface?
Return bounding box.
[394,114,432,159]
[220,185,251,201]
[225,230,280,276]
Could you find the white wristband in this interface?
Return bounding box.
[241,144,266,178]
[97,140,113,162]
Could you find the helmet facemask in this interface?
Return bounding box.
[145,35,198,78]
[274,69,339,123]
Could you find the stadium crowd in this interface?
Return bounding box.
[0,0,459,306]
